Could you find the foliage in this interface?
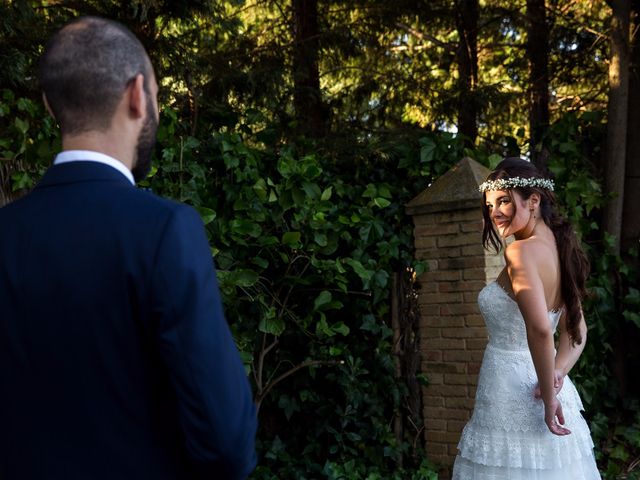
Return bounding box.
[0,87,453,478]
[148,105,463,478]
[544,112,640,479]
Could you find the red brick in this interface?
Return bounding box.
[427,419,447,431]
[417,247,462,258]
[444,373,475,385]
[461,220,484,232]
[411,213,436,226]
[445,397,475,409]
[432,209,478,223]
[422,323,442,335]
[437,232,481,248]
[414,236,437,249]
[425,384,467,398]
[423,395,444,408]
[420,270,461,282]
[423,338,465,350]
[416,303,440,316]
[441,327,487,339]
[422,316,465,328]
[425,442,448,456]
[447,419,469,431]
[465,314,486,327]
[463,291,482,303]
[463,268,489,280]
[417,280,438,293]
[419,292,464,305]
[424,407,447,420]
[424,349,442,362]
[427,373,444,385]
[443,350,484,363]
[465,338,488,350]
[425,430,464,444]
[467,362,482,375]
[441,303,479,316]
[448,443,462,456]
[439,257,485,269]
[414,223,459,237]
[439,280,486,293]
[423,361,465,374]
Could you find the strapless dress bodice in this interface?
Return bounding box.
[478,282,562,351]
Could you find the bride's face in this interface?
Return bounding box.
[484,189,532,239]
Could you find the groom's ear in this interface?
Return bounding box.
[126,73,146,120]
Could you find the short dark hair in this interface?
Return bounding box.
[38,16,152,135]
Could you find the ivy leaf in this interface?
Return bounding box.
[419,136,436,163]
[313,232,327,247]
[315,313,333,337]
[282,231,302,248]
[314,290,332,310]
[302,181,321,199]
[196,207,217,225]
[332,322,350,336]
[218,269,258,288]
[373,197,391,208]
[230,219,262,237]
[321,186,333,201]
[345,258,374,286]
[14,117,28,134]
[362,184,377,198]
[258,308,285,336]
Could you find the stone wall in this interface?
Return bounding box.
[406,157,504,472]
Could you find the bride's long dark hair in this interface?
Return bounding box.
[481,157,590,345]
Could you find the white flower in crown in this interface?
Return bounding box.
[478,177,555,193]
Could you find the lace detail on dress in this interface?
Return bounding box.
[478,282,561,351]
[452,282,600,478]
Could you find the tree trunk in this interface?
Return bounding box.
[526,0,550,170]
[292,0,327,137]
[604,0,630,254]
[455,0,478,147]
[623,2,640,254]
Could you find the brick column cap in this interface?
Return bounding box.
[406,157,491,216]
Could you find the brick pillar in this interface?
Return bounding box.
[406,157,504,473]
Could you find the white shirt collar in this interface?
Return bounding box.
[53,150,135,185]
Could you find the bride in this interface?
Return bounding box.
[452,158,601,479]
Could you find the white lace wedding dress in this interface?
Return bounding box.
[452,281,601,479]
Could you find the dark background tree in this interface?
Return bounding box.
[526,0,550,169]
[455,0,479,146]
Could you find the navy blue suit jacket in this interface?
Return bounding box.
[0,161,257,479]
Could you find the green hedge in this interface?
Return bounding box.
[2,89,639,478]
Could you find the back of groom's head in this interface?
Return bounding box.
[38,16,153,136]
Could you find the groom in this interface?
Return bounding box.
[0,16,256,480]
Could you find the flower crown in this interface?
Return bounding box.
[478,177,555,193]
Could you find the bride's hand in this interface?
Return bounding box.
[544,397,571,436]
[533,369,564,399]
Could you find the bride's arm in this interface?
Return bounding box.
[505,241,571,436]
[555,310,588,377]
